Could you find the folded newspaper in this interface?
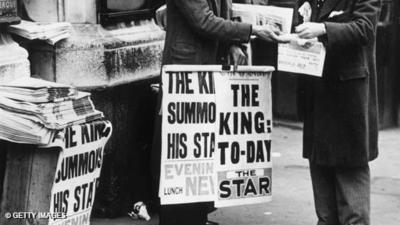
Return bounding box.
[278,36,326,77]
[0,78,105,145]
[8,20,72,45]
[232,3,293,33]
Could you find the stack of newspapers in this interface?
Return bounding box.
[8,20,72,45]
[0,77,104,145]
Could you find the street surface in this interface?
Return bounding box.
[92,126,400,225]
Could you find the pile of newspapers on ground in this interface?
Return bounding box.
[0,77,104,145]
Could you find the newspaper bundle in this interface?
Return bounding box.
[8,20,72,45]
[0,77,104,145]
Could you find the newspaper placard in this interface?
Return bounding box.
[48,120,112,225]
[214,69,272,207]
[278,41,326,77]
[160,66,218,204]
[160,65,273,207]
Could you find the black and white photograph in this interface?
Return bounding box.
[0,0,399,225]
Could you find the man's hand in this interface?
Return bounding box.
[229,45,247,69]
[295,22,326,39]
[252,25,291,43]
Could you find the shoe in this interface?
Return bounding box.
[127,201,151,221]
[205,221,219,225]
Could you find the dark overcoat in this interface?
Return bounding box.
[296,0,381,167]
[162,0,252,65]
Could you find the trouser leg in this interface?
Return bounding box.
[151,113,162,200]
[334,165,370,225]
[160,203,208,225]
[310,162,340,225]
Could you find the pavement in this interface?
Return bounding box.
[92,125,400,225]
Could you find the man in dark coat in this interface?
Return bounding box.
[161,0,286,66]
[294,0,381,224]
[152,1,289,225]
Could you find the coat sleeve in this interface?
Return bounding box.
[321,0,381,49]
[173,0,252,42]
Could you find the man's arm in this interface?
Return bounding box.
[174,0,252,42]
[295,0,381,49]
[174,0,291,43]
[323,0,381,49]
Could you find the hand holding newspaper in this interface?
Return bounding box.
[277,34,326,77]
[232,3,293,34]
[232,3,326,77]
[277,1,327,77]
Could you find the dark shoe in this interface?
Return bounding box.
[205,221,219,225]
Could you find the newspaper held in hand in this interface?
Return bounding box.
[0,77,105,145]
[278,35,326,77]
[298,1,312,23]
[8,20,72,45]
[232,3,326,77]
[275,2,326,77]
[232,3,293,34]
